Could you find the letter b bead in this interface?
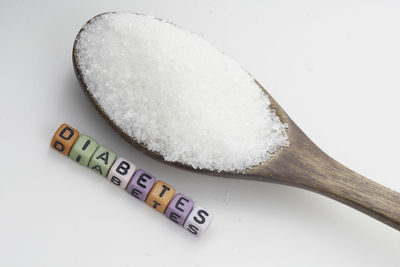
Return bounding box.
[107,157,136,189]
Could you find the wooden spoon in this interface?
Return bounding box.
[72,13,400,231]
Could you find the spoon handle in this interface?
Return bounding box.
[298,157,400,230]
[248,127,400,231]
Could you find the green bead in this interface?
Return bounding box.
[88,145,117,177]
[69,134,99,166]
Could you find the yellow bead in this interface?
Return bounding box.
[146,180,175,213]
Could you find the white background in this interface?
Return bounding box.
[1,0,400,266]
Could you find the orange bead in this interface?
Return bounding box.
[146,180,176,213]
[50,123,80,155]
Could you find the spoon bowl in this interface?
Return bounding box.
[73,12,400,231]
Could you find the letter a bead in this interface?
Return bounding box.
[165,193,194,225]
[69,134,99,166]
[184,206,213,237]
[50,123,79,155]
[107,157,136,189]
[88,145,117,177]
[145,180,176,213]
[126,169,156,201]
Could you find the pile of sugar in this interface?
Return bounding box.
[75,13,288,172]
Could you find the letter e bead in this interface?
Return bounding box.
[126,169,156,201]
[165,193,194,225]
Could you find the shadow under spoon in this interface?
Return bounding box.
[73,12,400,231]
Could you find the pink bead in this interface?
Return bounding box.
[107,157,136,189]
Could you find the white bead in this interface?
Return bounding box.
[107,157,136,189]
[183,206,213,237]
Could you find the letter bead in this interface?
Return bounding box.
[126,169,156,201]
[88,145,117,177]
[165,193,194,225]
[145,180,176,213]
[107,157,136,189]
[50,123,79,155]
[183,206,213,237]
[69,134,99,166]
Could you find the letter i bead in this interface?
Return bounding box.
[69,134,99,166]
[183,206,213,237]
[50,123,79,155]
[107,157,136,189]
[165,193,194,225]
[145,180,176,213]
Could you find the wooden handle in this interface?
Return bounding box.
[245,121,400,230]
[291,152,400,230]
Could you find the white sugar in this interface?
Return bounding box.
[75,13,288,172]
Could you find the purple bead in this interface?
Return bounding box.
[165,193,194,225]
[126,169,156,201]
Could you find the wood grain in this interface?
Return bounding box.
[73,12,400,231]
[245,108,400,230]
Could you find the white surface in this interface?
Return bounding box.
[1,1,400,266]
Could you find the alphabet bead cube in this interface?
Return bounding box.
[51,123,213,236]
[69,134,99,166]
[184,206,213,237]
[88,145,117,177]
[107,157,136,189]
[145,180,176,213]
[126,169,156,201]
[51,123,79,155]
[165,193,194,225]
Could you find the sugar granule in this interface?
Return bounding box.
[75,13,289,172]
